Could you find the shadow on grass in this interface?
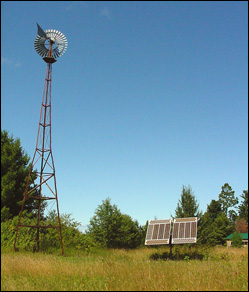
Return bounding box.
[149,246,211,261]
[149,251,205,261]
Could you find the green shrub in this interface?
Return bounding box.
[231,232,243,248]
[1,211,97,254]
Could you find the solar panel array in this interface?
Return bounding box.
[171,217,197,244]
[145,219,172,245]
[145,217,198,245]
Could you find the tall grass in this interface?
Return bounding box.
[1,247,248,291]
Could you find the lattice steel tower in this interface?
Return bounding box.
[13,23,68,255]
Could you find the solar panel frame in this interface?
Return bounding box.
[171,217,197,244]
[145,219,172,245]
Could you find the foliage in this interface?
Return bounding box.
[174,185,201,218]
[198,200,233,246]
[1,130,38,221]
[41,211,97,253]
[1,211,38,251]
[231,231,243,248]
[1,206,11,222]
[88,198,144,248]
[218,183,238,219]
[235,218,248,233]
[211,212,233,245]
[238,190,248,224]
[1,211,96,254]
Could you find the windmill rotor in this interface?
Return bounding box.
[34,23,68,63]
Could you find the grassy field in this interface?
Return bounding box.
[1,246,248,291]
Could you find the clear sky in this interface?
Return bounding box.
[1,1,248,230]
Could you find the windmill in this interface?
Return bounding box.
[13,23,68,255]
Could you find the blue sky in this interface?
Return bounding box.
[1,1,248,230]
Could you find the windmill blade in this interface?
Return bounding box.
[34,35,49,57]
[53,47,60,59]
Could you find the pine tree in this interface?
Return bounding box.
[218,183,238,219]
[198,200,233,245]
[174,185,201,218]
[238,190,248,223]
[1,130,37,221]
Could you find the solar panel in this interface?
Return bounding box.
[171,217,197,244]
[145,219,172,245]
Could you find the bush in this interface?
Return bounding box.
[1,211,97,254]
[231,232,243,248]
[88,198,144,249]
[1,212,38,251]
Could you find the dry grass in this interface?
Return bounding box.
[1,247,248,291]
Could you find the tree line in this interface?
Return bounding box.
[1,130,248,251]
